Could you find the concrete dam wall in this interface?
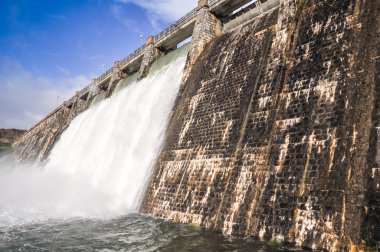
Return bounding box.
[12,0,379,250]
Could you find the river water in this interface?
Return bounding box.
[0,214,308,252]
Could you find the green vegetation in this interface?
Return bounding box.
[0,141,12,153]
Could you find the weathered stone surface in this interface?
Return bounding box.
[182,1,222,82]
[142,0,380,250]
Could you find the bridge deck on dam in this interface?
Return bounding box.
[15,0,275,144]
[86,0,265,92]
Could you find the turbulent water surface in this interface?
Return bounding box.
[0,214,308,252]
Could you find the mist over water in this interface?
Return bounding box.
[0,47,188,227]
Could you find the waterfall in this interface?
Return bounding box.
[0,44,189,227]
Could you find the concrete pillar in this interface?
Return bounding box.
[86,79,101,105]
[186,0,222,67]
[89,79,100,94]
[138,36,163,79]
[180,0,222,83]
[198,0,208,9]
[107,61,126,97]
[63,100,70,108]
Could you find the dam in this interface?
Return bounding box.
[7,0,380,251]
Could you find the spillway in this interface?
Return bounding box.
[0,44,189,226]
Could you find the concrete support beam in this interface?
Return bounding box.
[138,36,163,79]
[209,0,253,17]
[224,0,280,31]
[198,0,209,10]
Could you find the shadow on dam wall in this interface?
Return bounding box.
[141,0,380,251]
[11,0,380,251]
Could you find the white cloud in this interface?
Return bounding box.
[115,0,198,29]
[110,4,143,34]
[0,58,89,129]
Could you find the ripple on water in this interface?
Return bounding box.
[0,214,311,252]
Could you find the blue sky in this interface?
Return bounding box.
[0,0,197,129]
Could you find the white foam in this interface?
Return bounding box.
[0,50,187,227]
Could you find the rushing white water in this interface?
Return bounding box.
[0,45,188,227]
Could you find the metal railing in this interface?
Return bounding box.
[154,8,197,44]
[95,46,145,84]
[79,85,90,95]
[15,104,65,143]
[120,45,146,67]
[16,83,93,142]
[95,68,113,83]
[93,45,146,84]
[91,8,198,86]
[20,1,225,137]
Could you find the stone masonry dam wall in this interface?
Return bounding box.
[11,0,380,250]
[141,0,380,251]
